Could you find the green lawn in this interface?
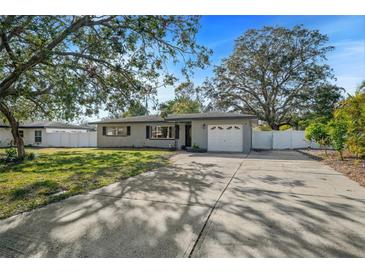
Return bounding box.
[0,148,171,219]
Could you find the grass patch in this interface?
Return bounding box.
[0,148,171,219]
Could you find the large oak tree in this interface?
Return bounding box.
[0,16,210,158]
[204,25,339,129]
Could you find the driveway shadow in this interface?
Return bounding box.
[0,159,232,257]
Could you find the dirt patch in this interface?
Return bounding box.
[298,149,365,187]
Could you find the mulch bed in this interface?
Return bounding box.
[298,149,365,188]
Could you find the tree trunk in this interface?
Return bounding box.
[324,147,328,157]
[0,102,25,159]
[339,150,344,161]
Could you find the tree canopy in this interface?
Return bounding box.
[0,16,211,158]
[204,25,339,129]
[123,101,148,117]
[159,81,202,116]
[159,96,201,117]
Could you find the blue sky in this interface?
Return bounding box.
[92,16,364,120]
[157,15,365,103]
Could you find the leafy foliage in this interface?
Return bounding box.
[279,124,292,131]
[160,96,201,116]
[334,92,365,158]
[159,81,202,116]
[0,16,211,158]
[0,16,210,118]
[258,124,273,131]
[293,85,343,129]
[204,25,337,129]
[123,101,148,117]
[4,147,17,162]
[327,120,348,160]
[305,122,331,153]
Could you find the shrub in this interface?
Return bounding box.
[305,122,331,155]
[4,147,17,162]
[258,124,272,131]
[26,152,36,160]
[327,120,348,160]
[279,124,292,131]
[192,143,200,149]
[334,92,365,158]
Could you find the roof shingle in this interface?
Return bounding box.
[0,120,93,130]
[90,112,256,124]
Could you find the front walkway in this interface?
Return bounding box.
[0,151,364,257]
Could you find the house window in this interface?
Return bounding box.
[35,130,42,143]
[103,126,130,136]
[150,126,174,139]
[19,130,24,138]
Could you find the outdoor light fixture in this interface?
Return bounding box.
[202,123,206,129]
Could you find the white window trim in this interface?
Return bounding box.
[150,125,174,140]
[34,130,42,143]
[105,126,128,137]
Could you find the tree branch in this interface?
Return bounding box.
[0,16,91,97]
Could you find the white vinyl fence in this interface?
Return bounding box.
[45,132,97,147]
[252,130,320,150]
[0,131,97,148]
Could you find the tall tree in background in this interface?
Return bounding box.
[159,96,201,117]
[159,82,202,116]
[204,25,338,129]
[294,84,343,129]
[0,16,210,158]
[123,101,148,117]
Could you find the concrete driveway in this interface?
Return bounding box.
[0,150,364,257]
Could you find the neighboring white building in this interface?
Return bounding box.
[0,121,94,147]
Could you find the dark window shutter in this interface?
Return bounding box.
[175,125,179,139]
[127,126,131,136]
[146,126,150,139]
[102,126,106,135]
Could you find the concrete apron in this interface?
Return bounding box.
[0,152,245,257]
[191,151,365,257]
[1,151,364,257]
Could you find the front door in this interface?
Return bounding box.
[185,125,192,147]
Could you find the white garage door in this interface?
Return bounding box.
[208,124,243,152]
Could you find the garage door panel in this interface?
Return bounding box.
[208,124,243,152]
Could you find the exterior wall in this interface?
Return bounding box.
[22,128,47,146]
[0,128,13,147]
[191,118,252,153]
[0,127,86,147]
[46,128,88,133]
[0,128,47,147]
[97,122,186,149]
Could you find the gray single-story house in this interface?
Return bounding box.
[90,112,256,153]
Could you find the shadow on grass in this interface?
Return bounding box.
[0,150,170,218]
[9,180,61,201]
